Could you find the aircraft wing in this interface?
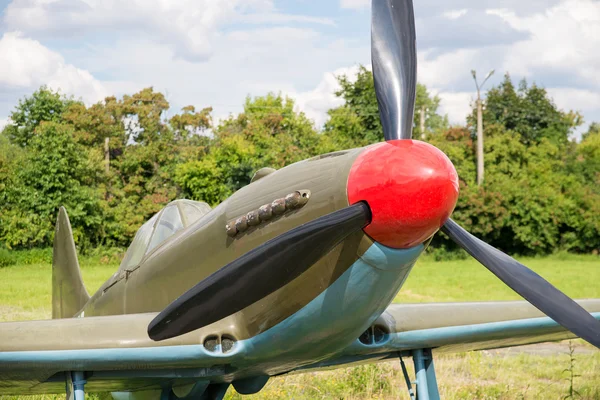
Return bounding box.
[299,299,600,372]
[0,313,242,395]
[1,300,599,395]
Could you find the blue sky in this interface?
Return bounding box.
[1,0,599,138]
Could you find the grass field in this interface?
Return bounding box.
[1,252,599,399]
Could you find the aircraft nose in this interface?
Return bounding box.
[347,140,459,249]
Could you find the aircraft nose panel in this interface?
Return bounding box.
[347,140,459,248]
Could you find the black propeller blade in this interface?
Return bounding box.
[441,218,600,348]
[148,202,371,341]
[371,0,417,141]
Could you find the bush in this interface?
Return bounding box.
[12,248,53,265]
[84,246,126,265]
[0,248,16,267]
[425,245,468,262]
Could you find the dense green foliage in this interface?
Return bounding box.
[467,74,582,146]
[321,65,447,150]
[1,69,599,255]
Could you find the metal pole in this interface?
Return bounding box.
[412,349,429,400]
[72,371,86,400]
[423,349,440,400]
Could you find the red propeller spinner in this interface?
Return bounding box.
[347,140,459,249]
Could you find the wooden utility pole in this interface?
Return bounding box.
[104,137,110,174]
[419,105,425,140]
[475,92,483,186]
[471,69,494,186]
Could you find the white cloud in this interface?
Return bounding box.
[0,118,9,131]
[548,88,600,113]
[63,25,368,130]
[239,13,335,26]
[490,0,600,86]
[0,32,107,104]
[289,65,363,128]
[547,88,600,139]
[1,0,600,140]
[418,49,481,88]
[1,0,334,62]
[442,9,468,20]
[340,0,369,9]
[3,0,259,61]
[436,91,474,125]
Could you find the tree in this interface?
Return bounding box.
[575,126,600,191]
[122,88,170,144]
[176,94,321,204]
[0,122,103,249]
[2,86,80,147]
[471,74,582,146]
[414,83,449,139]
[169,105,212,141]
[583,122,600,141]
[175,136,253,205]
[322,65,447,150]
[63,96,128,149]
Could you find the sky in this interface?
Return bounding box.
[1,0,599,138]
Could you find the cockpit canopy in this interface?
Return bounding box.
[119,199,211,271]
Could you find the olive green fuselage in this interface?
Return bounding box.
[82,148,375,342]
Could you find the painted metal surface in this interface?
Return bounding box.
[423,349,440,400]
[52,207,90,319]
[249,167,275,183]
[398,355,415,400]
[225,190,310,238]
[1,306,599,394]
[385,300,600,332]
[347,140,459,248]
[4,254,600,395]
[81,147,366,342]
[0,241,424,393]
[5,301,599,353]
[71,371,86,400]
[371,0,417,140]
[412,349,429,400]
[148,202,371,341]
[321,310,600,361]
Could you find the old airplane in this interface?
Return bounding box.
[1,0,599,399]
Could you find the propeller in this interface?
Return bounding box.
[371,0,600,348]
[148,202,371,341]
[372,0,417,141]
[148,0,600,350]
[441,219,600,348]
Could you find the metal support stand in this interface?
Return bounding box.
[71,372,87,400]
[411,349,440,400]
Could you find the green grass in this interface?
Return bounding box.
[396,252,600,303]
[0,260,113,322]
[1,252,599,399]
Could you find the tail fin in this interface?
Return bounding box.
[52,206,90,319]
